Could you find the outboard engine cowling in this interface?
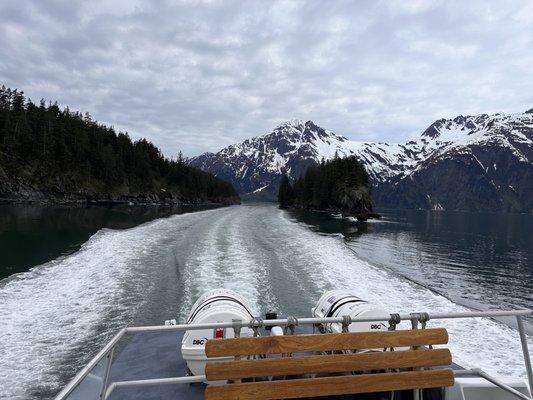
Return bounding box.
[181,289,254,378]
[313,290,389,335]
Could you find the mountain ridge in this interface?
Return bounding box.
[190,110,533,212]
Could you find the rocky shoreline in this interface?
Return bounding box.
[287,204,380,221]
[0,196,240,206]
[0,179,240,206]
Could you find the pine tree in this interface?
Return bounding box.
[278,173,293,208]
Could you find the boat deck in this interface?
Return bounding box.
[108,330,204,400]
[57,308,533,400]
[101,327,454,400]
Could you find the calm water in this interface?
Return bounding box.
[0,204,220,279]
[289,208,533,319]
[0,204,531,399]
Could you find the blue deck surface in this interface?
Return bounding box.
[108,331,204,400]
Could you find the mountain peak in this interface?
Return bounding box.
[269,119,341,143]
[273,119,324,131]
[421,113,492,140]
[421,118,447,139]
[274,119,305,130]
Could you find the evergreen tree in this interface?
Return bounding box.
[278,173,294,208]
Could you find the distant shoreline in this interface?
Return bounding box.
[0,196,240,207]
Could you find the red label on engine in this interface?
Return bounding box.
[214,327,224,339]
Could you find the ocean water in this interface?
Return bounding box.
[0,204,531,399]
[289,207,533,326]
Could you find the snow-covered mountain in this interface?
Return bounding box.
[190,110,533,212]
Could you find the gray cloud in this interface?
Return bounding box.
[1,0,532,156]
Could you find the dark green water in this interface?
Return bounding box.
[0,204,219,280]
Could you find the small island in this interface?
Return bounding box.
[278,155,380,220]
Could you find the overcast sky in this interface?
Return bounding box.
[1,0,532,157]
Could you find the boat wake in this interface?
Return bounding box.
[0,204,530,400]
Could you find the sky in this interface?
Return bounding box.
[1,0,532,157]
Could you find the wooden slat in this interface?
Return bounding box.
[205,328,448,357]
[206,348,451,380]
[205,369,454,400]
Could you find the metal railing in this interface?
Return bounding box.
[53,308,533,400]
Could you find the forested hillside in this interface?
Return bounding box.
[0,86,239,204]
[278,155,378,220]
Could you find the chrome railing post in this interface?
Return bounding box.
[232,319,242,384]
[99,347,115,399]
[410,313,421,400]
[516,316,533,393]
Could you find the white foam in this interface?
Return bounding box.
[176,209,264,319]
[0,209,218,400]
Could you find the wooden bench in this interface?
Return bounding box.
[204,328,454,400]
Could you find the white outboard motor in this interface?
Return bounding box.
[313,290,389,335]
[181,289,254,377]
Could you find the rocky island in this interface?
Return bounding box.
[278,155,379,220]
